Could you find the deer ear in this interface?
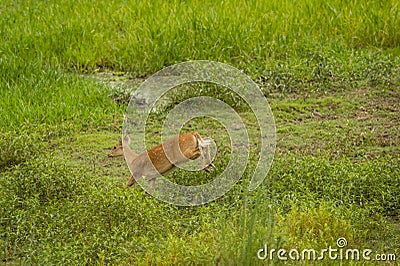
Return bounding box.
[123,135,131,145]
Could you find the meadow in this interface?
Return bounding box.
[1,0,399,264]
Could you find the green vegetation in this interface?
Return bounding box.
[1,0,399,264]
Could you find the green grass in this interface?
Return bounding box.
[1,0,399,74]
[1,0,399,264]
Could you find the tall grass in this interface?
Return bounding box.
[0,55,121,169]
[1,0,399,74]
[0,56,120,131]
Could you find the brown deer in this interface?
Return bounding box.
[109,132,214,188]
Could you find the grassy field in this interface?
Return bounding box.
[1,0,399,264]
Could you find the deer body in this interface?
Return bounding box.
[109,132,213,188]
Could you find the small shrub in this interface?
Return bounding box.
[2,156,90,205]
[0,131,41,170]
[275,203,355,250]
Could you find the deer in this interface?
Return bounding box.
[108,132,214,188]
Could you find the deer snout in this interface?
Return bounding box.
[108,151,122,157]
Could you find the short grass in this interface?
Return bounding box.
[1,0,399,265]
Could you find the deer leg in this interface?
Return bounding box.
[148,177,156,190]
[198,144,210,171]
[126,175,137,187]
[200,144,214,172]
[199,146,206,170]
